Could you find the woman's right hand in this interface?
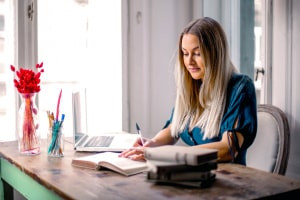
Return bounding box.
[119,137,157,161]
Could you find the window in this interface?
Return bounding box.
[0,0,122,141]
[38,0,122,138]
[0,0,17,141]
[254,0,273,104]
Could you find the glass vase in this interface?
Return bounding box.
[17,93,41,155]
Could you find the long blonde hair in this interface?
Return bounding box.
[171,17,237,139]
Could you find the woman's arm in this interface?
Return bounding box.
[150,125,177,146]
[195,131,244,162]
[120,124,244,162]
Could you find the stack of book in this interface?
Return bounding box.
[144,145,218,188]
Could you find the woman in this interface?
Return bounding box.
[120,17,257,165]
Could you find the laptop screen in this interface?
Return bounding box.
[72,89,88,145]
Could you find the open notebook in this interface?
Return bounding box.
[72,89,137,152]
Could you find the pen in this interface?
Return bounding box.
[135,123,144,146]
[60,114,65,127]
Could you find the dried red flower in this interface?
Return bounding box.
[10,65,15,72]
[10,62,44,94]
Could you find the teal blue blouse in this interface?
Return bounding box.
[163,73,257,165]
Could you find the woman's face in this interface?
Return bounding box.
[181,34,205,80]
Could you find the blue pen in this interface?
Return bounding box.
[60,114,65,127]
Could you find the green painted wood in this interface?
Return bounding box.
[1,158,61,200]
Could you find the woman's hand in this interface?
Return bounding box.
[119,137,156,161]
[119,125,174,161]
[119,146,146,161]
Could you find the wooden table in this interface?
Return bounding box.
[1,139,300,200]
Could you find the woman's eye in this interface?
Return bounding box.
[182,51,200,57]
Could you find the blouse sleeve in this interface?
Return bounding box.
[220,75,257,150]
[162,108,174,129]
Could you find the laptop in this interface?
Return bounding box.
[72,89,138,152]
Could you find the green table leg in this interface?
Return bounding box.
[0,158,61,200]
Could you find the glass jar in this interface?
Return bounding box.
[47,123,64,157]
[17,93,41,155]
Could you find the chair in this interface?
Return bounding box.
[246,104,290,175]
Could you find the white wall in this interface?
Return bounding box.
[124,0,198,138]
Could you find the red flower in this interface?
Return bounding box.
[10,62,44,94]
[10,65,15,72]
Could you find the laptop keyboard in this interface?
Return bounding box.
[84,136,114,147]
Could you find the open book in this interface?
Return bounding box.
[72,152,148,176]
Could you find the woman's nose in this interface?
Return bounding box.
[187,55,194,64]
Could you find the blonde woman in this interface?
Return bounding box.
[120,17,257,165]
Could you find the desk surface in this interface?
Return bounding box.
[1,139,300,200]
